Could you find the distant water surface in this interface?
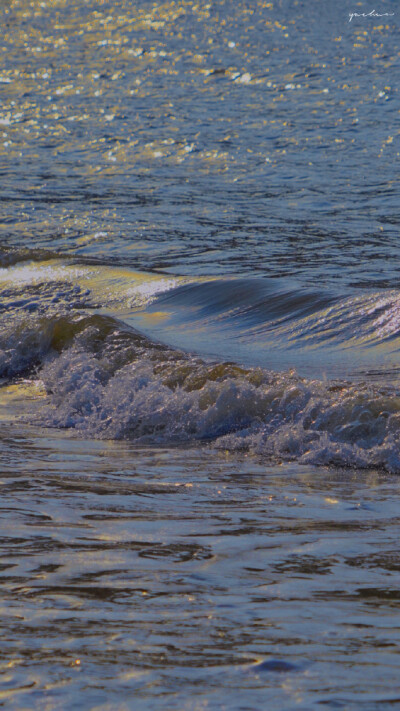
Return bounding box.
[0,0,399,287]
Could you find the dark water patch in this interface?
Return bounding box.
[272,555,335,576]
[138,543,213,563]
[249,658,301,674]
[345,552,400,572]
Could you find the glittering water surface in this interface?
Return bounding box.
[1,0,399,285]
[1,0,400,707]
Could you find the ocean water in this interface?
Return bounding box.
[1,0,400,707]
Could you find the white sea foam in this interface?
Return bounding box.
[126,278,179,307]
[30,331,400,473]
[0,261,91,286]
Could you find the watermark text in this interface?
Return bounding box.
[349,8,395,22]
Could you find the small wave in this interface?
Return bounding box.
[32,317,400,473]
[0,310,396,474]
[2,256,400,472]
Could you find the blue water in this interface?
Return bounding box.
[1,0,400,707]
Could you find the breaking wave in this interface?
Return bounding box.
[3,256,400,472]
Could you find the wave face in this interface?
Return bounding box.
[3,257,400,472]
[130,278,400,380]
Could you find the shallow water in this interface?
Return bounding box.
[1,0,400,707]
[2,427,400,710]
